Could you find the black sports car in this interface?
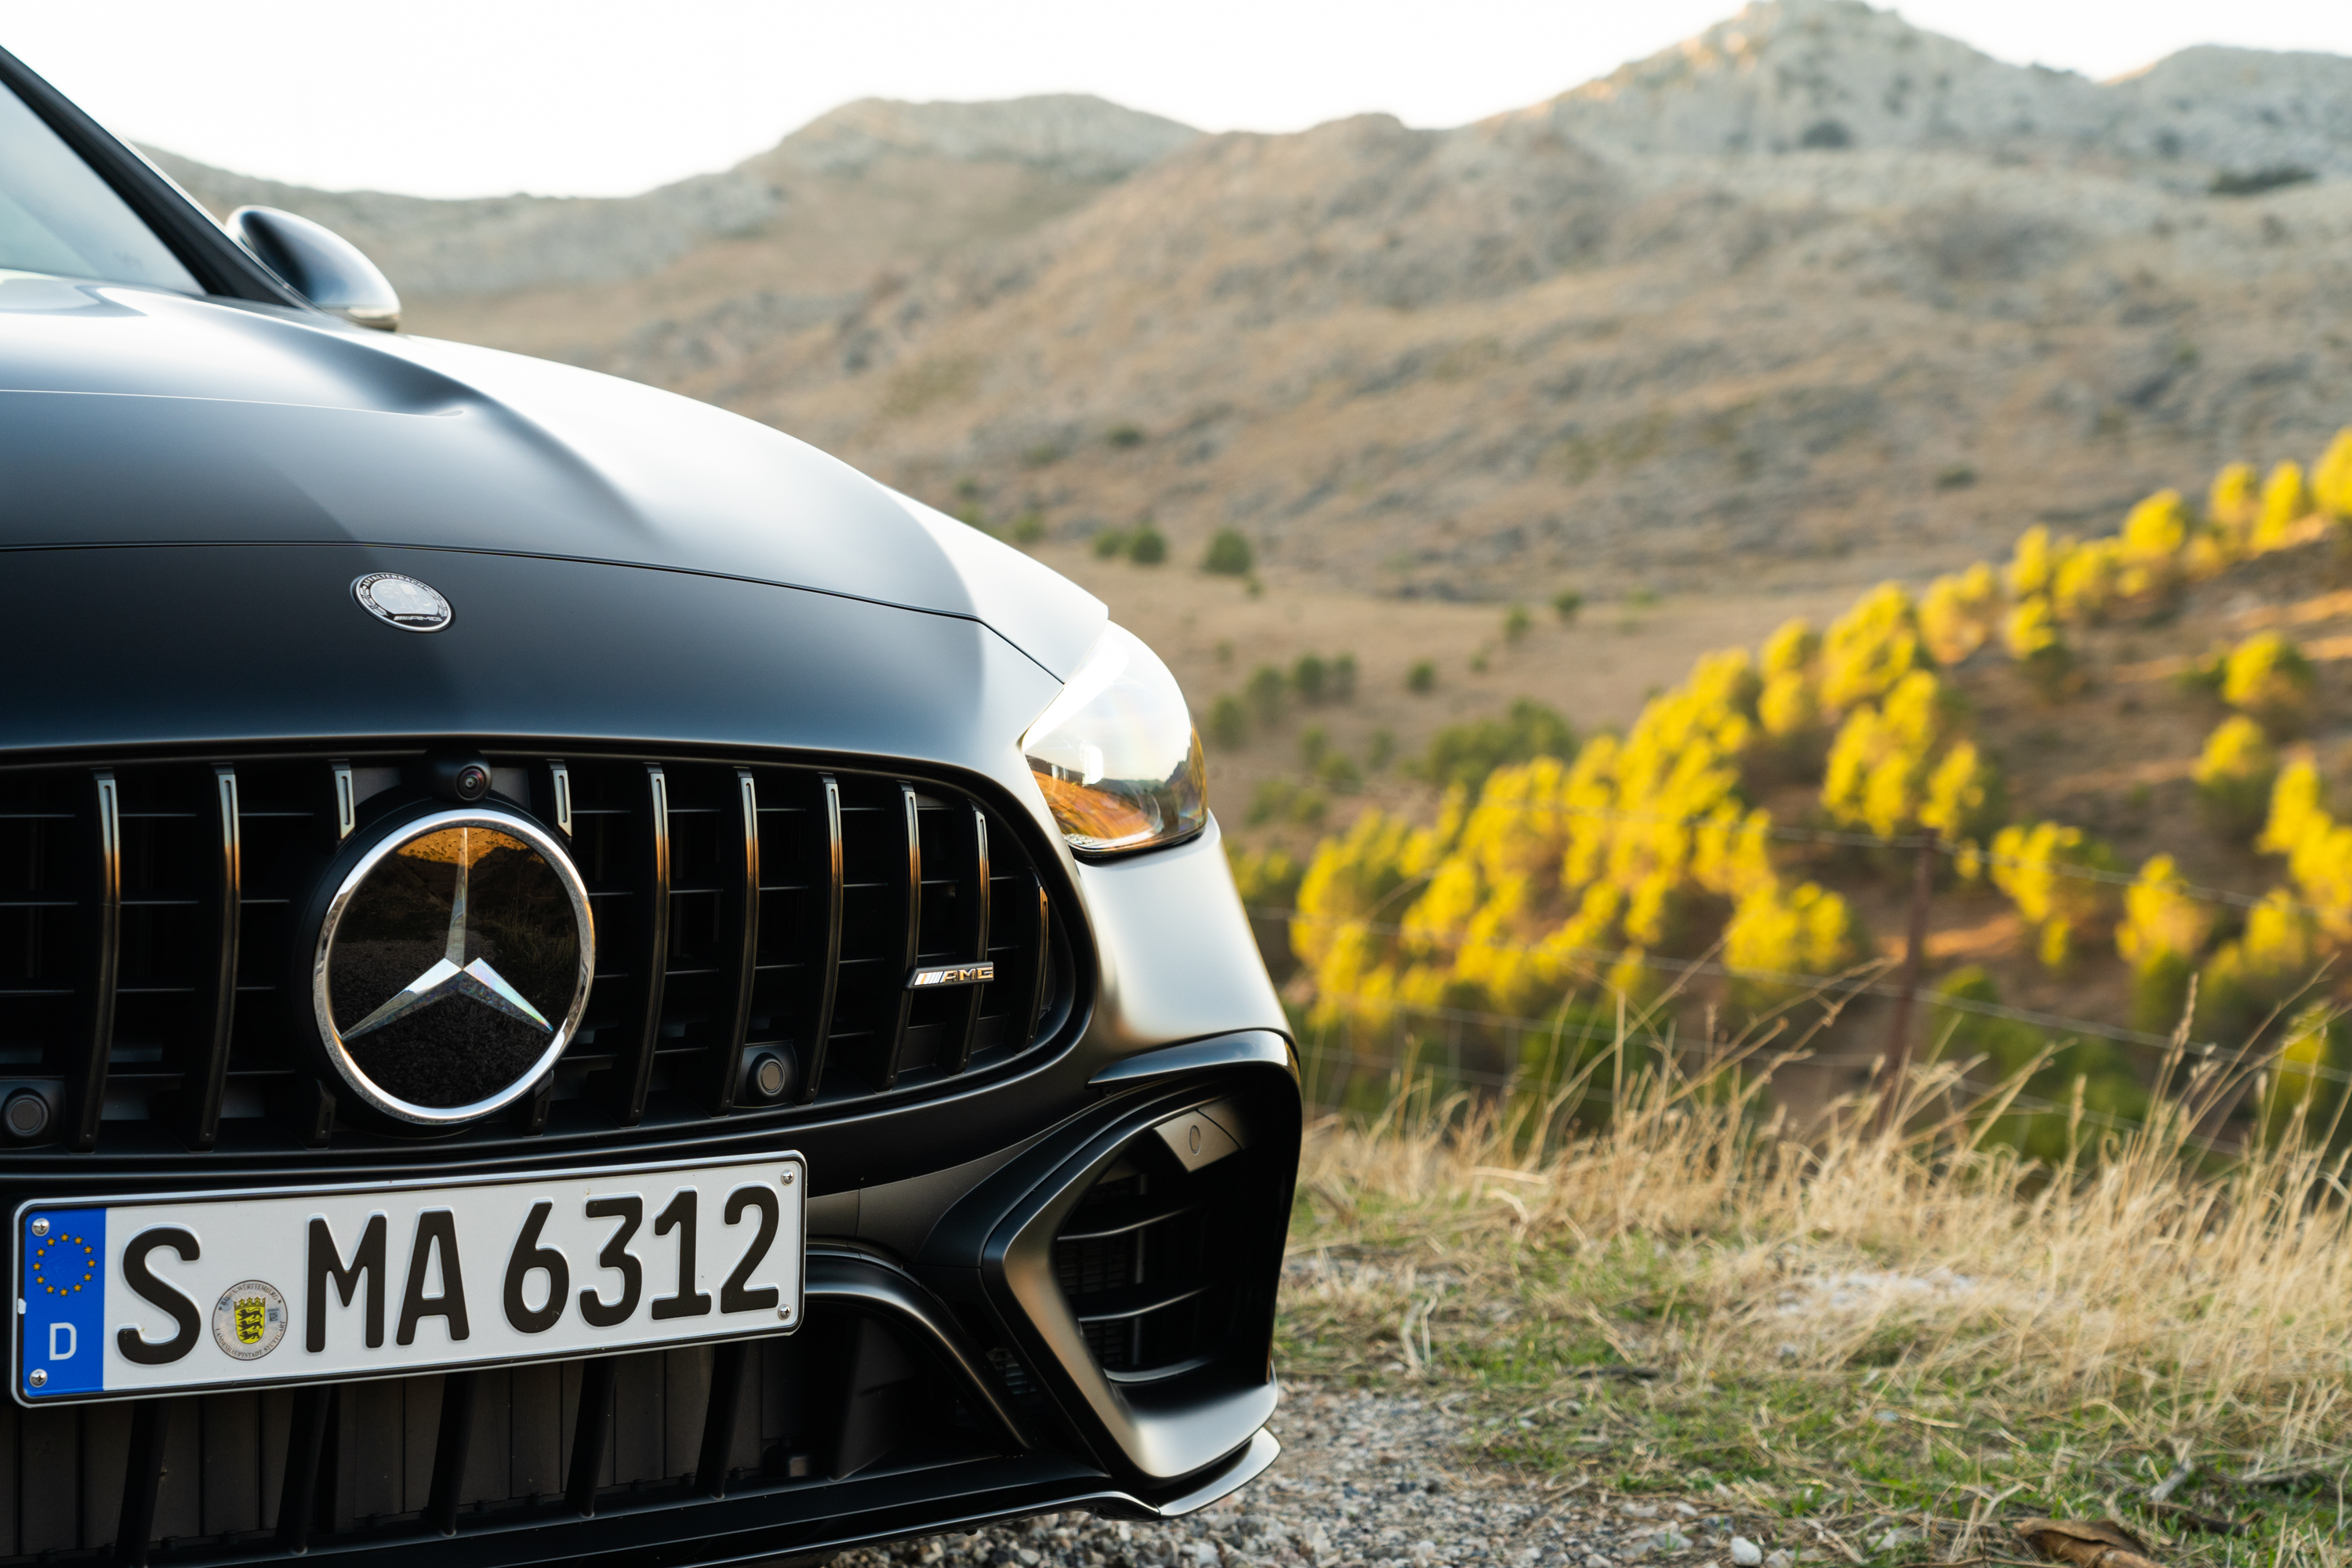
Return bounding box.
[0,45,1295,1568]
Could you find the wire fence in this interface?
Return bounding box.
[1294,1027,2180,1146]
[1261,897,2352,1094]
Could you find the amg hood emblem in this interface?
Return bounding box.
[312,808,593,1125]
[351,572,452,632]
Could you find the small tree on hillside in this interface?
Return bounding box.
[2256,460,2310,550]
[2194,716,2279,843]
[2222,632,2315,738]
[2004,597,2074,701]
[1201,528,1254,576]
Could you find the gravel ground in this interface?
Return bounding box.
[829,1388,1797,1568]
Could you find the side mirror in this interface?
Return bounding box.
[227,206,400,332]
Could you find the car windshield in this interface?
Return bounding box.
[0,82,198,292]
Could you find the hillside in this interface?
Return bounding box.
[151,0,2352,601]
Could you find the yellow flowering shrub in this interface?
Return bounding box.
[1723,880,1867,1017]
[2003,596,2073,699]
[2051,537,2124,622]
[1820,671,2002,846]
[2116,488,2189,599]
[1989,821,2122,972]
[2222,631,2316,738]
[2006,525,2058,600]
[1918,563,2002,666]
[2199,888,2324,1042]
[2208,461,2258,538]
[2193,716,2278,843]
[1817,584,1922,713]
[2114,854,2215,1033]
[1227,844,1305,979]
[2255,460,2309,550]
[2316,427,2352,521]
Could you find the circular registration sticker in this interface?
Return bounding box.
[212,1279,289,1361]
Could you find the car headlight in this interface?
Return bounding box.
[1022,623,1207,855]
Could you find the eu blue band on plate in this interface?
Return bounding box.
[21,1209,106,1399]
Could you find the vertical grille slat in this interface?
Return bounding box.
[707,768,761,1116]
[67,768,122,1152]
[565,1357,618,1516]
[794,774,845,1104]
[179,765,241,1149]
[276,1385,333,1552]
[116,1398,171,1568]
[426,1370,477,1536]
[947,804,991,1073]
[608,765,672,1126]
[877,784,923,1090]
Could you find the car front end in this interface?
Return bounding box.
[0,43,1295,1568]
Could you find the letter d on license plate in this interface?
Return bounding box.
[14,1154,804,1404]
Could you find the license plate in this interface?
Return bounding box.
[14,1152,804,1404]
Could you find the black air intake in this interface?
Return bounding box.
[1051,1101,1253,1386]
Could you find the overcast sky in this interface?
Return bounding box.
[11,1,2352,199]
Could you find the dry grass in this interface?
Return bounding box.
[1279,1042,2352,1565]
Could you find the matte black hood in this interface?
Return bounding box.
[0,276,1105,679]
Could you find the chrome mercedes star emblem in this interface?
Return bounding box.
[343,826,552,1040]
[351,572,453,632]
[314,807,592,1124]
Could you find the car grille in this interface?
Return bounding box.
[0,750,1068,1156]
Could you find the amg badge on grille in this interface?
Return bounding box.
[908,962,995,989]
[351,572,453,632]
[311,808,593,1125]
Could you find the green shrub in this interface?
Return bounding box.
[1105,423,1145,450]
[1246,665,1287,725]
[1503,604,1532,642]
[1010,511,1045,545]
[1552,589,1584,622]
[1247,779,1327,828]
[1300,726,1330,770]
[1317,753,1364,793]
[1406,660,1436,694]
[1127,524,1167,565]
[1201,528,1254,576]
[1410,699,1576,792]
[1934,967,2147,1161]
[1330,653,1357,702]
[1207,694,1249,750]
[1091,528,1127,559]
[1293,655,1328,704]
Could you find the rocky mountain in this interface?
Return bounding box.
[150,0,2352,600]
[1541,3,2352,175]
[148,93,1198,297]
